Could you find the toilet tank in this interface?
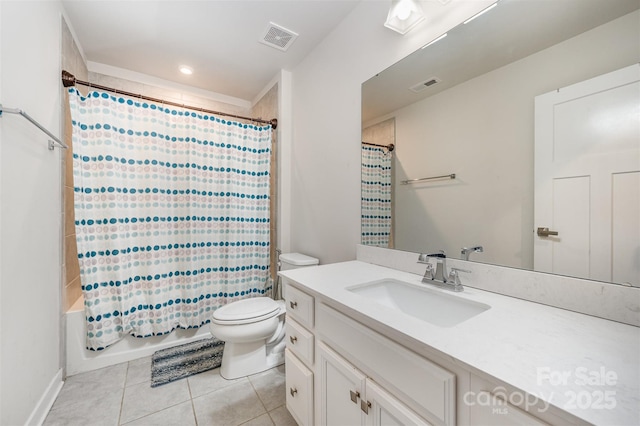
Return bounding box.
[278,253,318,300]
[279,253,319,271]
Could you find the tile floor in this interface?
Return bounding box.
[43,358,297,426]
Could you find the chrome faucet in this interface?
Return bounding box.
[417,251,469,292]
[461,245,483,261]
[428,250,448,282]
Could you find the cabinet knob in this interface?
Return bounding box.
[290,301,298,309]
[350,390,360,404]
[290,387,298,397]
[360,400,371,414]
[289,335,298,344]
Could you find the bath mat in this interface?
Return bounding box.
[150,338,224,387]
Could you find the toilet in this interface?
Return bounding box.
[210,252,319,379]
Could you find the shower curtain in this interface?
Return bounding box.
[68,89,272,350]
[361,145,392,247]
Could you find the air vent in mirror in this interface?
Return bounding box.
[409,77,441,93]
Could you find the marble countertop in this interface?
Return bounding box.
[279,260,640,426]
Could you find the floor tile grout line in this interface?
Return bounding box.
[117,362,130,426]
[248,376,270,415]
[119,379,193,425]
[118,398,193,426]
[266,404,286,426]
[187,376,199,426]
[46,362,287,426]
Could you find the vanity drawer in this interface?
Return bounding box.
[285,284,314,329]
[285,348,314,426]
[317,303,455,425]
[286,317,314,365]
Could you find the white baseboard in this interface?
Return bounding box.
[25,369,63,426]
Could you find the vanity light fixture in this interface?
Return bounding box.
[384,0,425,35]
[463,2,498,24]
[179,65,193,75]
[421,33,447,49]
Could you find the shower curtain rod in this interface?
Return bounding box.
[362,141,395,152]
[61,70,278,130]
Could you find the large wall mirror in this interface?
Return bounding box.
[361,0,639,287]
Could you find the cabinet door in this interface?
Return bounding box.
[317,303,456,425]
[317,342,366,426]
[286,349,314,426]
[364,379,432,426]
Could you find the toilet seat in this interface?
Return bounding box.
[212,297,280,325]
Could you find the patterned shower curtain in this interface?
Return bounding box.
[68,89,272,350]
[361,145,392,247]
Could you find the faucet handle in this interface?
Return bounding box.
[422,263,435,281]
[448,268,471,285]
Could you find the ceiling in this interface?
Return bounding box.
[62,0,360,101]
[362,0,640,122]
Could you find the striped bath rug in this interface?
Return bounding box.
[151,338,225,387]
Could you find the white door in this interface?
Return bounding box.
[534,64,640,286]
[363,379,432,426]
[316,342,366,425]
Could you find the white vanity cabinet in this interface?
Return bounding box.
[283,278,456,426]
[285,348,314,426]
[317,341,431,426]
[284,281,316,426]
[315,302,456,425]
[280,260,634,426]
[316,342,365,425]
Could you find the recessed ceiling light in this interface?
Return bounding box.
[179,66,193,75]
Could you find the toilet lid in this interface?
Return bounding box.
[213,297,279,322]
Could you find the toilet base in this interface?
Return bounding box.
[220,340,283,380]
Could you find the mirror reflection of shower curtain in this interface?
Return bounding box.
[361,145,392,247]
[68,88,272,350]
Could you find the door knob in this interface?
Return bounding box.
[537,227,559,237]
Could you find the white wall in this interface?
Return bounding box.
[0,3,3,424]
[391,10,639,269]
[290,0,494,264]
[0,1,64,424]
[276,70,293,255]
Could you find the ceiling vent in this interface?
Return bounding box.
[409,77,441,93]
[259,22,298,52]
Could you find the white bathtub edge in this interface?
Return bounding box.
[66,308,212,376]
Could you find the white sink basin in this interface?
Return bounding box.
[347,278,490,327]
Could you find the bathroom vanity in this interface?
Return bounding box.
[279,257,639,426]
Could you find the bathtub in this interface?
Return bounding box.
[66,295,212,376]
